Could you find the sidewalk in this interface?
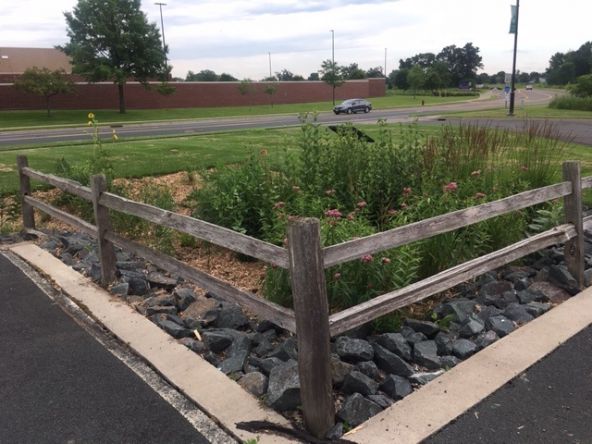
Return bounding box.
[0,252,227,444]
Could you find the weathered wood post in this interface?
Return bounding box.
[16,155,35,230]
[563,161,585,289]
[287,218,335,438]
[91,174,117,285]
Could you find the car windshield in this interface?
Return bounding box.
[341,100,356,105]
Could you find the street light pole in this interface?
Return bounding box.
[155,2,167,52]
[508,0,520,116]
[384,48,387,77]
[331,29,335,106]
[268,52,272,79]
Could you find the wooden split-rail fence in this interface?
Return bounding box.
[16,155,592,438]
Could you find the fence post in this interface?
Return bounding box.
[16,155,35,230]
[91,174,117,285]
[287,218,334,438]
[563,161,585,289]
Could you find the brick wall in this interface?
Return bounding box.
[0,78,385,111]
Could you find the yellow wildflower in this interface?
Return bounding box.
[87,112,95,120]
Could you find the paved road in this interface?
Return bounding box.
[425,325,592,444]
[0,89,555,147]
[0,252,212,444]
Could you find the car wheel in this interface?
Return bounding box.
[334,111,339,115]
[364,107,370,113]
[347,108,352,114]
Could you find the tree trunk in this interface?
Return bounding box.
[45,96,51,117]
[118,82,126,114]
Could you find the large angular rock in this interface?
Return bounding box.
[219,335,252,374]
[239,372,268,397]
[213,304,250,330]
[367,394,394,409]
[405,319,440,337]
[267,337,298,362]
[380,375,412,400]
[183,297,220,325]
[412,341,441,370]
[266,360,301,411]
[341,371,379,396]
[173,287,197,311]
[486,315,516,337]
[479,280,513,306]
[337,393,382,427]
[374,333,412,361]
[549,265,579,295]
[440,355,460,368]
[524,301,551,317]
[503,303,534,324]
[155,319,193,339]
[435,299,477,323]
[146,305,178,316]
[451,339,478,359]
[331,355,354,386]
[249,356,284,376]
[459,314,485,338]
[178,337,206,354]
[372,344,414,377]
[356,361,379,380]
[111,282,129,296]
[516,288,547,304]
[476,305,503,322]
[475,330,499,349]
[147,271,178,290]
[435,332,455,356]
[335,336,374,362]
[528,281,570,304]
[202,330,235,352]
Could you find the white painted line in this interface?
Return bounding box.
[10,243,293,444]
[345,286,592,443]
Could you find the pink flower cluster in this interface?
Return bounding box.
[443,182,458,192]
[361,254,373,263]
[403,187,412,196]
[273,201,285,209]
[324,209,342,219]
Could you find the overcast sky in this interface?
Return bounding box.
[1,0,591,80]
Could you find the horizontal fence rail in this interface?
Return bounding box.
[329,223,578,336]
[24,195,97,237]
[323,182,573,268]
[105,232,296,333]
[100,192,289,269]
[21,167,93,200]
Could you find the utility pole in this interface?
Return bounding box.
[384,48,387,77]
[508,0,520,116]
[331,29,335,106]
[155,2,167,77]
[268,52,272,79]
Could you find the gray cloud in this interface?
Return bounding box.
[247,0,400,15]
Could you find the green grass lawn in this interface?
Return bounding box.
[1,122,590,196]
[0,92,472,130]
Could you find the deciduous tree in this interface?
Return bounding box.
[62,0,167,113]
[15,67,74,117]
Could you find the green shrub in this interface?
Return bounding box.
[549,95,592,111]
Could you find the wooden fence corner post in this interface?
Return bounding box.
[287,217,334,438]
[563,161,585,289]
[91,174,117,285]
[16,155,35,230]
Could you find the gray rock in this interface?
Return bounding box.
[116,260,144,271]
[459,314,485,338]
[513,278,531,292]
[406,332,428,344]
[89,263,102,282]
[400,326,415,338]
[356,361,379,380]
[335,336,374,362]
[143,294,176,307]
[325,422,344,441]
[111,282,129,296]
[173,287,197,311]
[256,320,283,333]
[147,271,178,290]
[475,330,499,349]
[252,337,275,357]
[409,370,444,385]
[486,315,516,337]
[492,291,518,309]
[435,299,477,323]
[266,360,301,411]
[219,335,252,374]
[375,333,412,361]
[528,281,571,304]
[367,394,394,409]
[213,305,250,330]
[267,337,298,362]
[202,330,234,352]
[239,372,268,397]
[146,305,178,316]
[479,280,513,305]
[435,332,455,356]
[178,337,206,353]
[413,341,441,370]
[183,317,201,330]
[249,356,284,376]
[440,355,460,368]
[516,288,546,304]
[549,265,579,295]
[61,252,74,265]
[342,371,379,396]
[476,305,503,322]
[337,393,382,427]
[330,355,354,386]
[451,339,478,359]
[125,276,149,296]
[155,319,193,339]
[380,375,412,400]
[405,319,440,337]
[372,344,414,377]
[524,301,552,317]
[503,303,534,324]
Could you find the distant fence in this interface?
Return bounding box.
[16,155,592,438]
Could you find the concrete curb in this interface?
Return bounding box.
[9,243,293,444]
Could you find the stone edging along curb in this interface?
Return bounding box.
[8,243,292,444]
[9,242,592,444]
[344,282,592,443]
